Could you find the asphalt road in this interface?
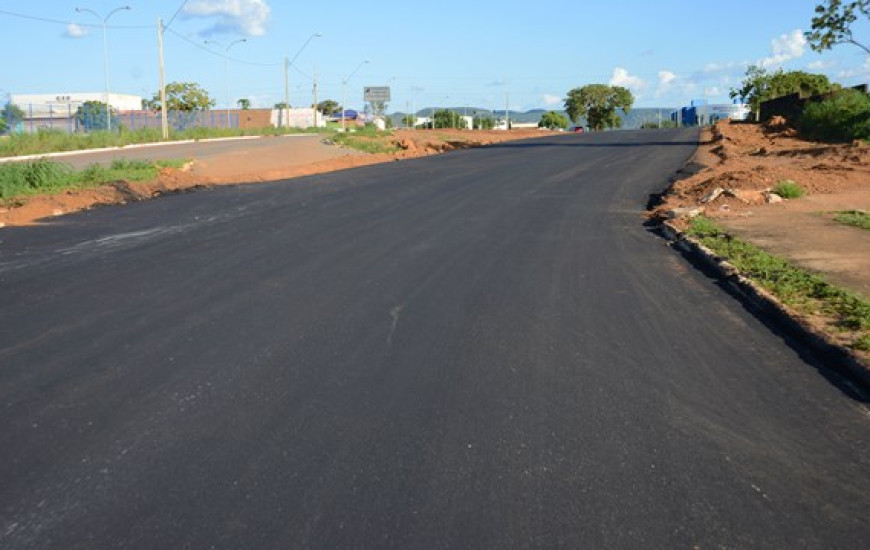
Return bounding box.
[1,129,869,548]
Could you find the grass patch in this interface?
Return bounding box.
[686,216,870,350]
[833,210,870,231]
[331,129,399,154]
[0,157,188,203]
[771,179,806,199]
[0,126,327,158]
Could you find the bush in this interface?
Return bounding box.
[772,179,806,199]
[799,88,870,142]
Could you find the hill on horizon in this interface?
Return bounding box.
[387,107,678,129]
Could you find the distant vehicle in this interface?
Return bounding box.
[571,126,584,133]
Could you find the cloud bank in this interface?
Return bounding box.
[184,0,271,37]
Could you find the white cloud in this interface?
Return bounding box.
[65,23,88,38]
[184,0,271,36]
[654,70,678,98]
[609,67,645,91]
[806,59,833,70]
[758,29,807,68]
[837,57,870,79]
[543,94,562,106]
[658,70,676,87]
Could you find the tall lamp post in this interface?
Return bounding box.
[75,5,131,132]
[342,60,369,132]
[284,32,322,128]
[205,38,247,128]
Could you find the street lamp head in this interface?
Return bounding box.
[314,32,323,37]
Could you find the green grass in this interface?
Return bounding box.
[0,126,328,158]
[771,179,806,199]
[833,210,870,231]
[686,216,870,350]
[331,128,399,154]
[0,157,188,203]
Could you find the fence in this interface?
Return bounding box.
[1,104,241,135]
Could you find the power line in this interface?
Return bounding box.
[0,8,150,28]
[164,0,187,31]
[165,28,282,68]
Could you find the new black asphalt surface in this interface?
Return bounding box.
[1,129,869,548]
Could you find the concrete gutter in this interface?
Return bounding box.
[0,134,313,164]
[660,220,870,388]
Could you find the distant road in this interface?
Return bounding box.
[2,129,870,548]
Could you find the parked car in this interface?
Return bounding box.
[571,126,584,133]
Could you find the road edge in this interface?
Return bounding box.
[660,220,870,388]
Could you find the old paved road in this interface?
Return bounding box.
[2,129,870,548]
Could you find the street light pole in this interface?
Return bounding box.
[341,60,369,132]
[284,32,322,128]
[75,5,131,133]
[205,38,246,128]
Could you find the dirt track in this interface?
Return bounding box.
[653,120,870,300]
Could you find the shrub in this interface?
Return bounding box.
[772,179,806,199]
[799,88,870,142]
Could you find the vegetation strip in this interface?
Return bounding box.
[0,126,325,159]
[833,210,870,231]
[0,158,188,203]
[685,216,870,352]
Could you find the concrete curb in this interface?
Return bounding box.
[0,134,312,164]
[661,220,870,387]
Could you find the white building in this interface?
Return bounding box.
[11,92,142,115]
[9,92,142,132]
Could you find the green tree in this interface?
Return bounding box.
[564,84,633,131]
[74,100,118,132]
[237,98,251,110]
[368,100,388,118]
[317,99,341,116]
[402,114,417,127]
[473,115,495,130]
[143,81,215,112]
[730,66,839,117]
[806,0,870,54]
[273,101,289,109]
[0,102,24,134]
[433,109,466,129]
[538,111,569,130]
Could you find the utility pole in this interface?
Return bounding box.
[312,66,318,128]
[157,17,168,140]
[283,56,289,128]
[504,76,510,130]
[75,5,131,133]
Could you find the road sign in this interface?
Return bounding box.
[364,86,391,102]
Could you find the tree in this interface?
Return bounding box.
[143,81,215,112]
[237,98,251,110]
[317,99,341,116]
[730,66,839,117]
[473,115,495,130]
[273,101,289,109]
[0,102,24,134]
[806,0,870,54]
[74,100,118,132]
[564,84,633,131]
[433,109,466,129]
[368,100,388,118]
[538,111,569,130]
[401,114,417,127]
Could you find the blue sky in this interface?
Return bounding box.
[2,0,870,112]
